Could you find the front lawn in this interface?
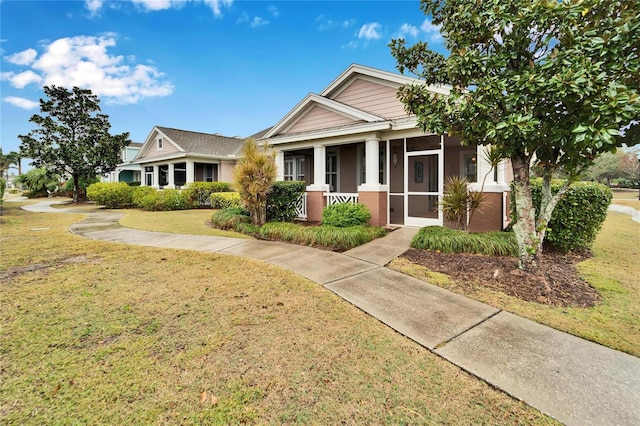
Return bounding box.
[0,202,555,424]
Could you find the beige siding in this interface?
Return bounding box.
[284,105,360,135]
[219,162,236,182]
[333,78,406,119]
[139,137,180,160]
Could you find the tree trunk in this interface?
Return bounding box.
[72,175,80,203]
[510,154,539,271]
[535,172,570,256]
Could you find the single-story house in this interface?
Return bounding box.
[258,64,511,231]
[103,142,143,183]
[133,126,245,189]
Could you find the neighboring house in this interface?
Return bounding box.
[133,126,245,189]
[103,142,143,183]
[259,64,511,231]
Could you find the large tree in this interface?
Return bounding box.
[390,0,639,270]
[19,86,130,202]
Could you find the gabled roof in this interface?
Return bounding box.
[263,93,385,139]
[155,126,245,157]
[135,126,245,163]
[262,64,451,142]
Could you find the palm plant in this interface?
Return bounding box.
[232,139,277,225]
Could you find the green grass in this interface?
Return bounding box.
[0,201,556,424]
[391,212,640,357]
[119,208,250,239]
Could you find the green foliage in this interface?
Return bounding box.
[322,202,372,227]
[441,176,485,231]
[136,189,194,211]
[411,227,518,257]
[259,222,386,251]
[18,86,130,202]
[86,182,134,208]
[0,177,6,204]
[390,0,639,269]
[267,181,306,222]
[127,181,141,187]
[527,180,613,252]
[132,186,157,208]
[211,207,251,230]
[183,182,233,207]
[210,192,242,209]
[64,176,99,192]
[14,168,59,198]
[233,139,277,225]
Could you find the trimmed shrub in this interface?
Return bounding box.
[411,226,518,257]
[267,181,306,222]
[136,188,194,211]
[322,202,372,227]
[211,191,242,209]
[86,182,133,208]
[259,222,387,251]
[183,182,233,207]
[211,207,251,230]
[132,186,156,208]
[527,179,612,252]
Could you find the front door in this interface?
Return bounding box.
[405,150,442,227]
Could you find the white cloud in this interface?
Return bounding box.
[267,5,279,17]
[3,35,173,104]
[358,23,382,40]
[3,70,43,88]
[316,15,355,31]
[396,23,419,39]
[421,18,443,43]
[236,12,249,24]
[250,16,269,28]
[4,48,38,66]
[84,0,104,16]
[203,0,233,16]
[4,96,39,109]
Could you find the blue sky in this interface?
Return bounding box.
[1,0,445,164]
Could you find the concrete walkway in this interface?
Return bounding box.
[609,203,640,223]
[20,200,640,425]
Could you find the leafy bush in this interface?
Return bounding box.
[15,168,59,198]
[183,182,233,207]
[63,176,99,192]
[411,226,518,257]
[441,176,484,231]
[527,179,612,252]
[211,192,242,209]
[267,181,306,222]
[322,202,372,227]
[211,207,251,230]
[136,188,194,211]
[127,181,141,187]
[86,182,133,208]
[259,222,386,251]
[132,186,156,208]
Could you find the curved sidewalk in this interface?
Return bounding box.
[21,201,640,426]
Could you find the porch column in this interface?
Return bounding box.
[186,160,195,184]
[306,145,329,223]
[275,150,284,181]
[153,165,159,188]
[167,163,175,189]
[307,145,328,191]
[358,137,388,226]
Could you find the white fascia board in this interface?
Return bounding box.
[266,121,392,145]
[133,153,234,165]
[263,93,315,139]
[137,126,185,160]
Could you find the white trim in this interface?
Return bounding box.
[267,121,392,145]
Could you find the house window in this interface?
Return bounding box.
[284,157,305,181]
[157,138,163,150]
[326,150,338,192]
[144,166,153,186]
[462,153,477,182]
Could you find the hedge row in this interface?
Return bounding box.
[266,181,306,222]
[411,226,518,257]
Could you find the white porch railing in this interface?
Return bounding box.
[295,193,307,220]
[324,192,359,205]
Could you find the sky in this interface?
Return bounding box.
[0,0,446,169]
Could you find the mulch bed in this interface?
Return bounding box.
[400,249,601,307]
